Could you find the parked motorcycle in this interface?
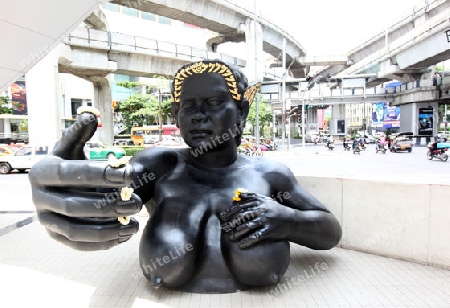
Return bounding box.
[427,142,448,161]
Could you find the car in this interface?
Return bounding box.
[305,133,319,143]
[438,131,450,139]
[364,135,377,144]
[0,145,50,174]
[84,142,126,160]
[0,146,13,156]
[390,132,414,153]
[144,135,160,144]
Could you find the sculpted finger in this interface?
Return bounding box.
[221,208,265,233]
[29,156,134,188]
[228,218,263,241]
[219,200,260,222]
[47,231,129,251]
[238,227,270,249]
[53,112,98,160]
[33,187,143,217]
[38,211,139,243]
[239,192,258,201]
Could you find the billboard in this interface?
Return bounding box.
[383,105,400,128]
[11,80,27,115]
[372,102,400,129]
[418,108,433,136]
[372,102,384,127]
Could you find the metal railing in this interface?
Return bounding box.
[65,27,245,67]
[261,79,428,104]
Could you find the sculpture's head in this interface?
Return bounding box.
[171,60,260,149]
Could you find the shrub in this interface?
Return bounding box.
[121,146,144,156]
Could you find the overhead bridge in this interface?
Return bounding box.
[110,0,309,77]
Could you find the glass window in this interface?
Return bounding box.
[141,12,156,21]
[158,16,171,25]
[71,99,82,117]
[122,6,138,17]
[15,147,32,156]
[101,3,119,12]
[35,146,49,155]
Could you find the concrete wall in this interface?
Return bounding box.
[296,176,450,269]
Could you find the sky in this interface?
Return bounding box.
[225,0,424,55]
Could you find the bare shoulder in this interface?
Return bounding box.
[130,147,187,173]
[244,155,295,180]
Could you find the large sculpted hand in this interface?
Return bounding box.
[220,191,294,249]
[29,111,143,251]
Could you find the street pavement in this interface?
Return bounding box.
[269,141,450,185]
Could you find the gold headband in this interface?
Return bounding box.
[172,61,261,106]
[244,82,261,106]
[173,61,240,103]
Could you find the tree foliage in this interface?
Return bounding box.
[114,94,156,129]
[246,98,272,137]
[114,80,175,131]
[0,96,13,114]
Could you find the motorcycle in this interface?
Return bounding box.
[376,142,388,154]
[359,140,366,151]
[427,142,448,162]
[326,141,334,151]
[343,141,351,151]
[252,146,263,157]
[352,139,362,154]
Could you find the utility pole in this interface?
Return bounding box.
[158,89,163,141]
[281,37,286,151]
[253,0,260,147]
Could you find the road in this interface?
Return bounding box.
[268,143,450,184]
[1,143,449,212]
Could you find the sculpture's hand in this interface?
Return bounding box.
[220,192,292,249]
[29,112,143,251]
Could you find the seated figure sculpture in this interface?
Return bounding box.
[29,60,342,293]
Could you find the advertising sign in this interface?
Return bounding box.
[372,102,384,127]
[383,105,400,128]
[372,102,400,128]
[418,108,433,135]
[11,80,27,115]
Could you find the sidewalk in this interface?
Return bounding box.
[1,211,449,307]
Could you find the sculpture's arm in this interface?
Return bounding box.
[221,161,342,250]
[270,163,342,250]
[29,112,142,251]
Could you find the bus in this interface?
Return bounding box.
[131,125,180,146]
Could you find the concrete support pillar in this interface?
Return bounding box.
[26,48,61,146]
[332,104,345,119]
[420,66,435,87]
[244,18,264,83]
[3,118,11,135]
[93,76,114,145]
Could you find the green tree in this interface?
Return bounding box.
[246,99,272,137]
[115,79,175,130]
[0,96,13,114]
[114,94,156,130]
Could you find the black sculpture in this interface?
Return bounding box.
[29,60,342,293]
